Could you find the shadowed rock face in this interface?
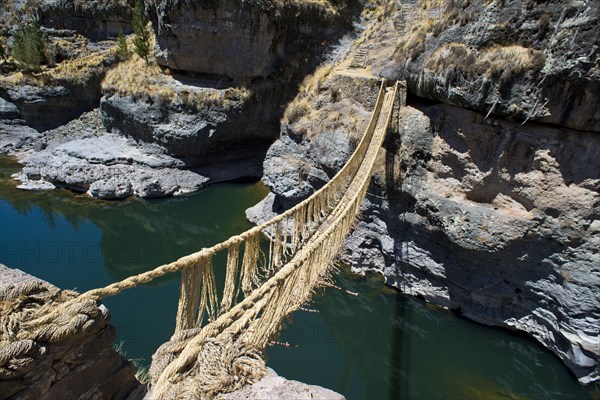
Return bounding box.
[0,76,108,132]
[343,104,600,385]
[100,91,276,169]
[147,0,354,81]
[38,0,134,40]
[150,0,276,80]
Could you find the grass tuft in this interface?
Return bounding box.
[424,42,546,81]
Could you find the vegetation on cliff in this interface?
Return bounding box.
[133,0,151,62]
[102,52,251,111]
[11,16,47,72]
[383,0,600,130]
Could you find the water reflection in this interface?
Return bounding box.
[1,156,269,283]
[267,269,596,400]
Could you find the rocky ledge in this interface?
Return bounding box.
[3,109,211,199]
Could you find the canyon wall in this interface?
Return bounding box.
[252,0,600,382]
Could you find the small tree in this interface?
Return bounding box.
[11,17,46,72]
[117,31,129,59]
[133,0,150,62]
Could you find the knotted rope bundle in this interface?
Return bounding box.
[0,280,106,380]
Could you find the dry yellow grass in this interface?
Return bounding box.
[102,28,252,111]
[102,54,250,110]
[419,0,447,10]
[476,45,546,78]
[285,0,337,14]
[50,47,116,81]
[299,63,334,100]
[424,43,546,80]
[395,22,430,60]
[0,44,116,88]
[282,63,370,143]
[102,28,251,109]
[282,63,334,126]
[424,42,474,70]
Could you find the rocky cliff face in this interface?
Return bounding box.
[351,103,599,385]
[379,0,600,132]
[101,87,275,169]
[147,0,355,81]
[38,0,134,40]
[148,0,277,80]
[0,61,114,132]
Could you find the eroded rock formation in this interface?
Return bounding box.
[379,0,600,131]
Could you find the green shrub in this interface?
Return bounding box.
[133,0,150,62]
[12,17,46,72]
[117,32,130,59]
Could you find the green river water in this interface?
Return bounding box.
[0,156,596,400]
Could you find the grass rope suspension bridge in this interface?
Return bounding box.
[0,79,401,399]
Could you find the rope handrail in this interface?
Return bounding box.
[77,80,388,302]
[150,82,399,399]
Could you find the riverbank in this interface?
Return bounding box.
[1,109,267,199]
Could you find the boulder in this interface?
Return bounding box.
[221,369,345,400]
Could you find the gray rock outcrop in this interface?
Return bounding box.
[1,75,111,132]
[0,36,118,132]
[1,109,211,199]
[39,0,133,40]
[1,0,125,132]
[221,369,346,400]
[147,0,354,81]
[101,90,274,170]
[14,110,209,199]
